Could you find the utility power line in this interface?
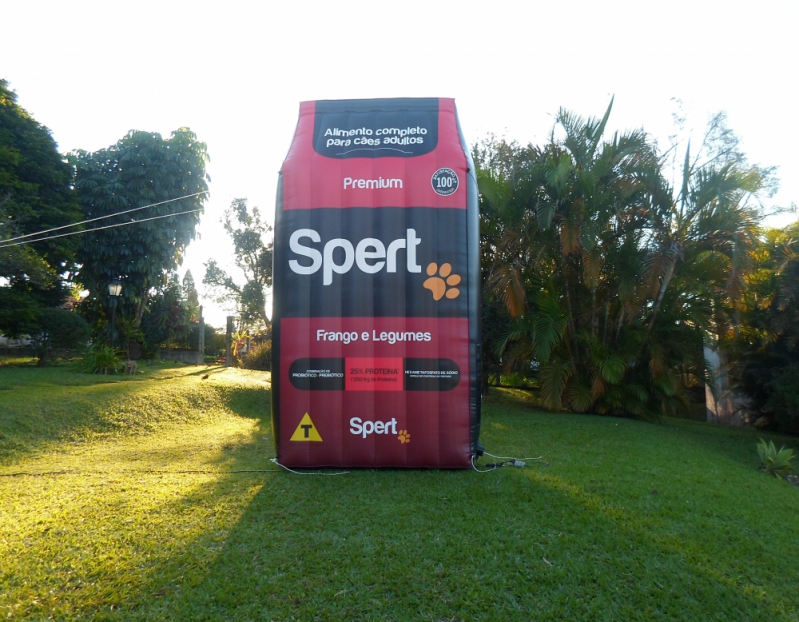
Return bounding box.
[0,208,203,249]
[0,191,208,245]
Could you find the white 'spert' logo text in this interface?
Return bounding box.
[289,228,421,285]
[350,417,411,444]
[350,417,397,438]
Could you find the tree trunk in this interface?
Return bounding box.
[134,288,149,328]
[648,251,677,331]
[560,255,578,349]
[703,343,750,426]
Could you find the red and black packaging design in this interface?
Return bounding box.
[272,98,480,467]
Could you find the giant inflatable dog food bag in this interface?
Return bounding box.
[272,98,480,467]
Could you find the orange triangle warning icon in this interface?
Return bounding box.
[290,413,323,442]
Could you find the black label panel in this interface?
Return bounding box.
[273,207,468,318]
[404,358,461,391]
[313,98,439,159]
[288,358,345,390]
[288,357,460,392]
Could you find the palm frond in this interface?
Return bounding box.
[565,376,594,412]
[539,358,575,411]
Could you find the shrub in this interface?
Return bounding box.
[30,308,91,365]
[757,438,795,479]
[77,342,120,374]
[241,340,271,371]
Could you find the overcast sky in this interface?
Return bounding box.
[3,0,797,326]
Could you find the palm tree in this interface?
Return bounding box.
[478,104,772,420]
[643,114,771,424]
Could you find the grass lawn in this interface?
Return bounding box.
[1,359,798,621]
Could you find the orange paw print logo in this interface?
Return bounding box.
[398,430,411,444]
[423,263,461,301]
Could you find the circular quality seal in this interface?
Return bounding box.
[431,168,459,196]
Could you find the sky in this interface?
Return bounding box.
[3,0,797,327]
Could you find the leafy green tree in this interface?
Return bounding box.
[137,270,216,359]
[71,128,209,328]
[0,79,82,336]
[182,270,200,321]
[203,198,273,330]
[140,272,191,355]
[29,307,91,365]
[733,222,799,431]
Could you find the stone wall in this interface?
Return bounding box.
[160,349,202,365]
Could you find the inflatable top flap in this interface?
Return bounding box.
[272,98,480,468]
[281,98,468,210]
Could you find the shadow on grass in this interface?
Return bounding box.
[105,460,799,621]
[8,375,797,621]
[66,389,797,621]
[183,365,228,377]
[1,377,276,620]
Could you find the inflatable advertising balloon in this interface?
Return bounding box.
[272,98,480,467]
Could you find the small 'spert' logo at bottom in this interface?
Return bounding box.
[350,417,410,444]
